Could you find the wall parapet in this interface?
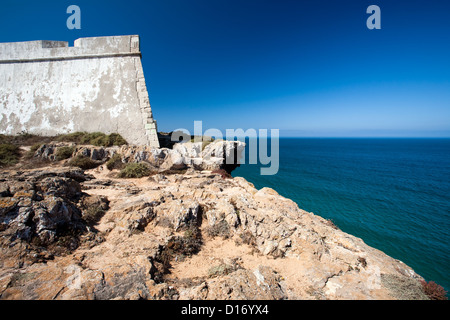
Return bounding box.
[0,35,160,148]
[0,35,141,63]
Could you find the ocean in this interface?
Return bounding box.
[232,138,450,293]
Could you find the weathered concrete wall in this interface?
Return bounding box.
[0,35,159,147]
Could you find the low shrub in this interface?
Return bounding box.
[57,132,87,144]
[118,163,151,178]
[107,133,128,146]
[30,143,42,153]
[82,132,125,147]
[57,132,128,147]
[420,280,448,300]
[207,264,235,278]
[0,132,52,147]
[167,222,202,260]
[239,231,257,247]
[0,144,20,167]
[13,131,49,146]
[68,155,100,170]
[55,146,75,161]
[151,222,202,282]
[81,132,105,145]
[80,196,109,226]
[160,169,188,175]
[206,220,231,239]
[106,154,124,171]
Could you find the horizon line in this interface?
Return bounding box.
[224,136,450,139]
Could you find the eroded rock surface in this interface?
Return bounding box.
[0,166,429,300]
[33,139,245,173]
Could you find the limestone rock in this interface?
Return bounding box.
[0,165,431,300]
[31,139,245,174]
[178,266,287,300]
[0,167,99,262]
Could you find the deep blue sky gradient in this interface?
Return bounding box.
[1,0,449,136]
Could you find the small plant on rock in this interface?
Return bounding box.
[206,220,231,239]
[0,144,20,167]
[68,155,101,170]
[25,143,42,158]
[420,280,448,300]
[107,133,128,146]
[106,154,125,171]
[57,132,128,147]
[118,163,151,178]
[55,146,75,161]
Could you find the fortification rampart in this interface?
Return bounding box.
[0,35,159,147]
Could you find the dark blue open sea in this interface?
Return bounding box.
[233,138,450,293]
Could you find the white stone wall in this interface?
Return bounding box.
[0,35,159,147]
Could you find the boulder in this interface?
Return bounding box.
[30,140,245,174]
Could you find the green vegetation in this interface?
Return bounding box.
[79,195,109,227]
[9,272,37,287]
[106,154,125,171]
[1,131,126,156]
[68,155,101,170]
[118,163,152,178]
[0,144,20,167]
[23,143,43,160]
[160,169,188,175]
[82,205,106,226]
[381,274,432,300]
[0,132,126,168]
[0,131,53,147]
[56,132,86,144]
[107,133,128,146]
[208,264,235,278]
[205,220,231,239]
[29,143,42,153]
[57,132,127,147]
[166,222,202,263]
[150,221,202,283]
[55,146,75,161]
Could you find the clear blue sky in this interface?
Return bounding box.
[1,0,449,137]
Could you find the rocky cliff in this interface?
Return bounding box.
[0,141,430,300]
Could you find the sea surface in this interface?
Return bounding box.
[232,138,450,293]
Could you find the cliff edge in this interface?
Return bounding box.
[0,143,430,299]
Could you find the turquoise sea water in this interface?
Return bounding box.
[232,138,450,293]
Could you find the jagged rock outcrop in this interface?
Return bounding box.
[0,166,430,300]
[0,168,106,266]
[33,140,245,173]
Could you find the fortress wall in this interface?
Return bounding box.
[0,35,159,147]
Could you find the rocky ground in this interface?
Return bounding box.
[0,157,430,300]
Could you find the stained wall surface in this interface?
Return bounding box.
[0,35,159,147]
